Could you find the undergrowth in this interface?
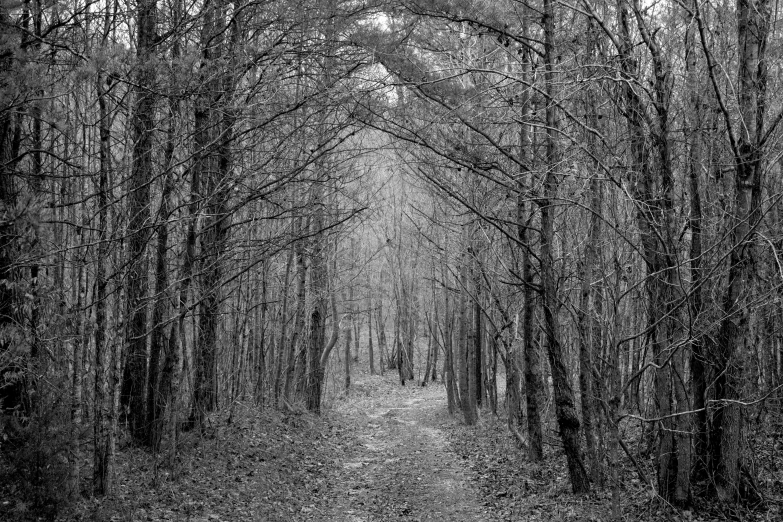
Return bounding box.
[443,408,783,522]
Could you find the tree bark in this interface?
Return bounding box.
[709,0,770,498]
[458,224,477,425]
[306,181,329,412]
[684,0,706,494]
[542,0,589,493]
[274,246,295,405]
[122,0,157,441]
[191,0,239,427]
[613,0,682,500]
[368,299,376,375]
[472,256,483,408]
[93,56,113,496]
[285,217,308,405]
[344,309,352,393]
[146,144,175,449]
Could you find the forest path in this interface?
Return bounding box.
[309,374,496,522]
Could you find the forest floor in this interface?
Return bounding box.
[311,377,492,521]
[25,364,782,521]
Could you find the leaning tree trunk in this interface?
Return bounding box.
[541,0,590,493]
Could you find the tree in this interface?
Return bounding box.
[121,0,158,441]
[697,0,774,500]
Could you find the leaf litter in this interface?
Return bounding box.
[53,365,783,521]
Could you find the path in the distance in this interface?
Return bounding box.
[314,376,496,522]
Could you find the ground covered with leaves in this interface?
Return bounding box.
[311,376,496,521]
[444,407,783,522]
[8,364,783,521]
[41,404,351,521]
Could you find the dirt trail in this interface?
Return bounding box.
[311,376,496,522]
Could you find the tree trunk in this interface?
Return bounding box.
[93,60,113,496]
[458,225,477,425]
[488,337,498,415]
[441,271,459,414]
[473,260,483,409]
[368,300,376,375]
[344,311,352,393]
[423,313,433,385]
[164,4,196,453]
[542,0,589,493]
[146,150,174,449]
[578,83,604,485]
[306,182,329,412]
[708,0,769,500]
[285,219,308,405]
[70,262,84,498]
[376,299,387,376]
[615,0,682,500]
[431,329,439,383]
[0,11,18,394]
[515,24,544,461]
[256,260,268,405]
[274,246,295,405]
[191,2,241,428]
[122,0,157,441]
